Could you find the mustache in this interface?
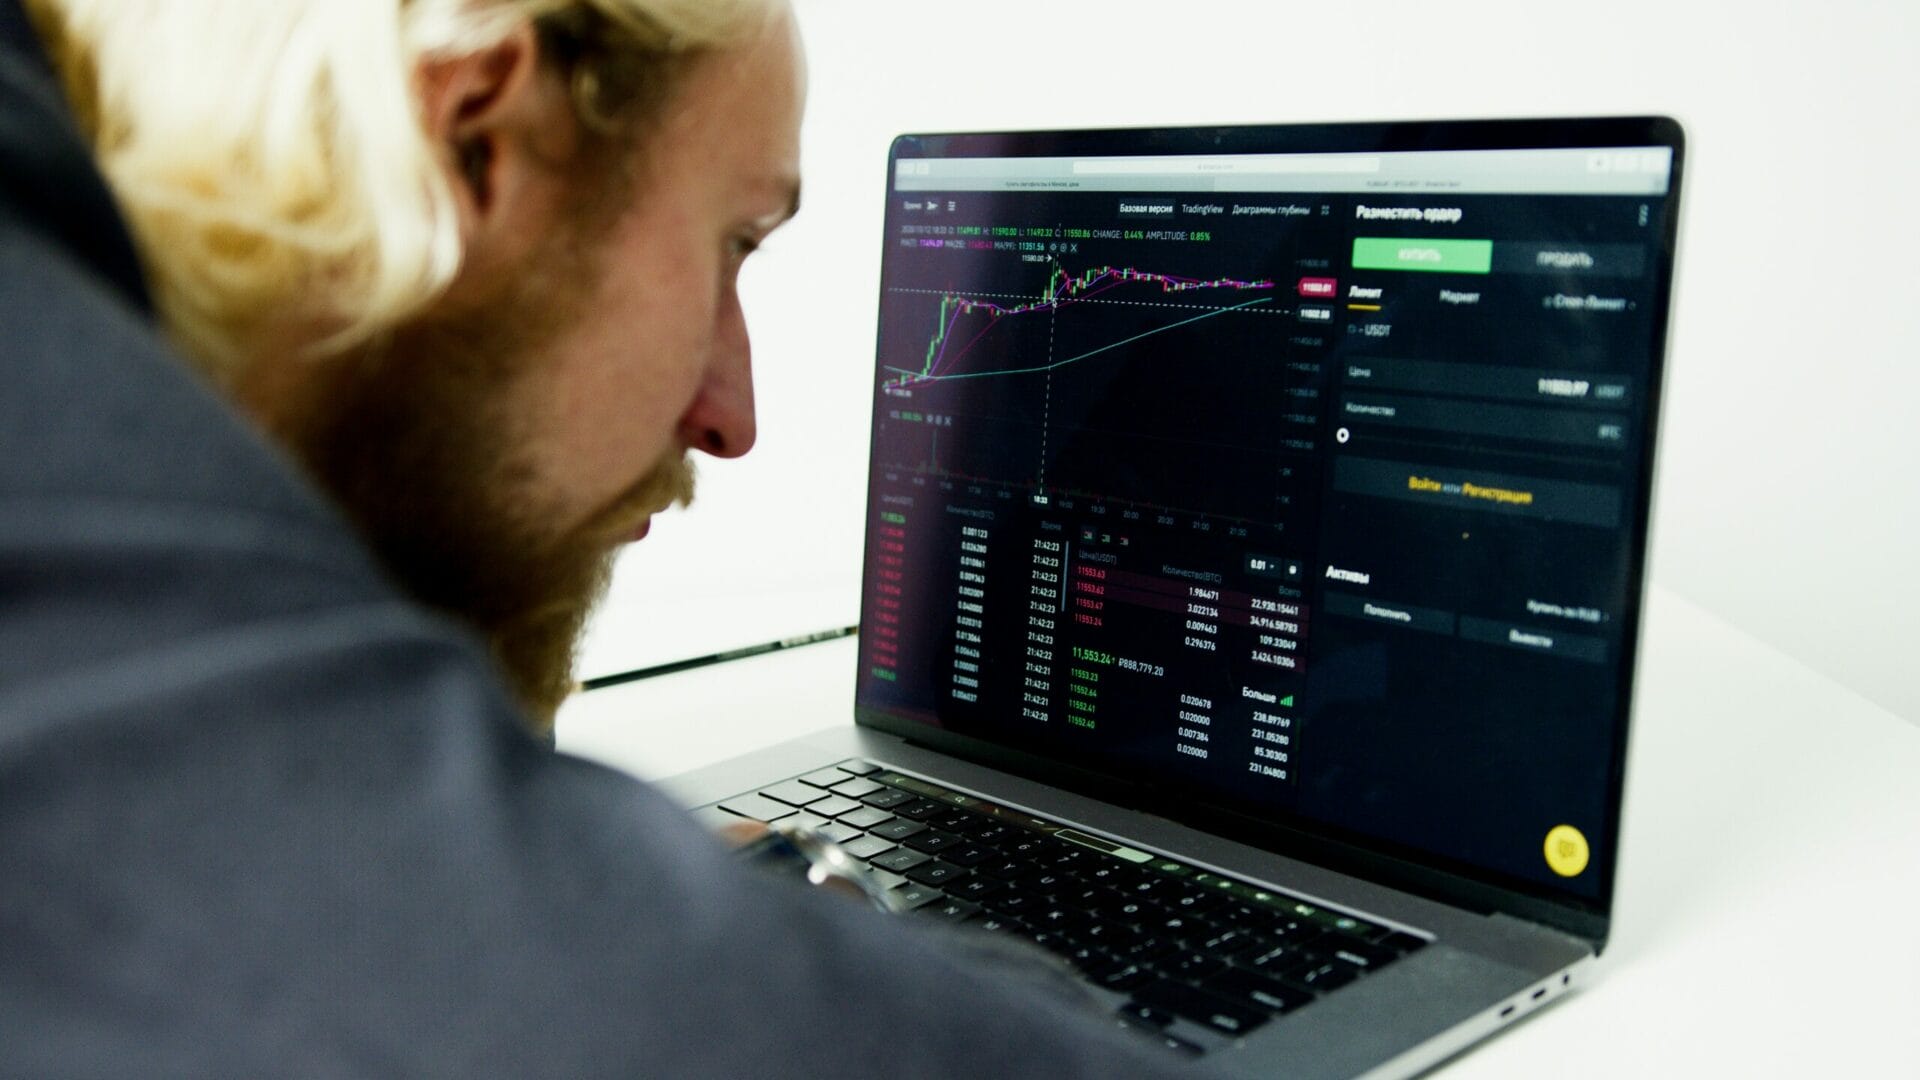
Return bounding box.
[581,453,698,540]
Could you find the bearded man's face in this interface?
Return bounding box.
[277,17,804,728]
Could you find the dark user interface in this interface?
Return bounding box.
[856,148,1672,901]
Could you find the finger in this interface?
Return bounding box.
[718,820,769,848]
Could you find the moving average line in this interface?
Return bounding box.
[884,295,1276,385]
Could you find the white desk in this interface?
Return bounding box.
[557,584,1920,1077]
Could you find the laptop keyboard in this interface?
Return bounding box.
[705,760,1430,1055]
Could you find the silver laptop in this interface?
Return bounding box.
[667,116,1684,1078]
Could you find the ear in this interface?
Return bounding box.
[414,24,572,259]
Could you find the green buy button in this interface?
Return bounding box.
[1353,237,1492,274]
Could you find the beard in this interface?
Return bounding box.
[289,215,692,734]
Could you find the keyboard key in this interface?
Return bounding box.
[799,766,854,788]
[1124,877,1175,900]
[717,794,797,823]
[836,759,880,776]
[1205,967,1312,1015]
[1001,836,1062,861]
[1060,884,1113,910]
[816,822,863,844]
[974,914,1019,934]
[1329,914,1385,940]
[942,844,996,867]
[1165,950,1226,981]
[920,897,981,922]
[945,814,1002,838]
[1116,1002,1175,1029]
[1215,903,1294,933]
[949,876,1006,903]
[904,861,969,888]
[1022,871,1075,895]
[1134,980,1269,1038]
[971,824,1017,845]
[1094,963,1154,993]
[1265,921,1320,946]
[759,780,831,807]
[1065,945,1114,973]
[902,830,963,854]
[1026,929,1079,957]
[893,799,949,822]
[891,883,943,911]
[1196,929,1261,958]
[1093,895,1155,922]
[784,812,831,833]
[829,777,885,799]
[1281,933,1331,964]
[987,892,1043,918]
[1327,939,1396,972]
[1381,931,1430,954]
[869,818,928,842]
[841,835,897,860]
[871,848,933,873]
[865,869,906,890]
[692,805,744,831]
[1027,903,1074,925]
[859,788,915,809]
[1238,942,1305,974]
[1118,936,1178,963]
[1080,861,1142,889]
[1148,912,1216,940]
[977,858,1029,880]
[837,806,895,830]
[1029,905,1090,932]
[1079,921,1145,952]
[804,795,863,819]
[1040,846,1094,872]
[1285,961,1359,994]
[1166,888,1228,915]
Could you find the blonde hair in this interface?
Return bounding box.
[23,0,779,383]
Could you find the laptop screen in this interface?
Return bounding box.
[853,119,1682,915]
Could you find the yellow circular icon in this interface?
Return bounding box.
[1543,825,1590,878]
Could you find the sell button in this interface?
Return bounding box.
[1352,237,1493,274]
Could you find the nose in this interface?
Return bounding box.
[676,291,757,458]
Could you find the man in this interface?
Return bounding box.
[0,0,1202,1074]
[27,0,796,732]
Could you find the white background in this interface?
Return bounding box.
[581,0,1920,728]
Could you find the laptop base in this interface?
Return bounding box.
[667,726,1592,1079]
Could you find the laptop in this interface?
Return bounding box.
[666,116,1684,1078]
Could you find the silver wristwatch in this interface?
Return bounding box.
[738,818,906,913]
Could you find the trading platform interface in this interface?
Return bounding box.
[857,141,1675,902]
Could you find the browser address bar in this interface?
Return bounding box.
[1072,155,1382,175]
